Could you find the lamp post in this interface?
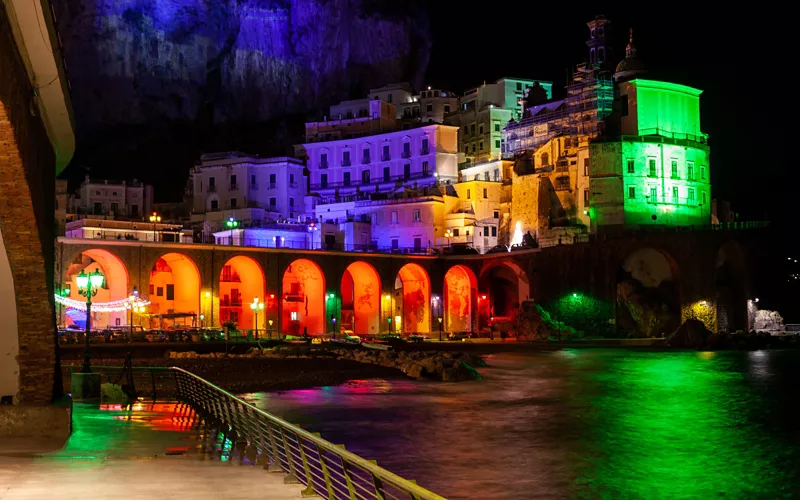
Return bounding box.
[127,288,139,340]
[205,291,213,328]
[438,317,443,341]
[226,217,239,246]
[250,297,264,340]
[307,221,318,250]
[327,292,338,338]
[444,229,453,249]
[268,319,274,340]
[76,268,104,373]
[149,212,161,242]
[199,314,205,328]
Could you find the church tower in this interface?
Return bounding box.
[586,15,612,69]
[614,28,647,82]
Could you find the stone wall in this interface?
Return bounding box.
[0,2,59,404]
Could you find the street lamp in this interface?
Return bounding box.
[250,297,264,340]
[444,229,453,248]
[438,317,443,341]
[268,319,274,340]
[307,221,318,250]
[226,217,239,246]
[76,268,104,373]
[149,212,161,242]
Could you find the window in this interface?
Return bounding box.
[422,161,429,176]
[344,172,351,186]
[483,188,488,198]
[363,148,371,164]
[479,141,484,151]
[383,145,390,160]
[687,162,694,180]
[291,311,298,321]
[290,173,295,184]
[422,138,429,154]
[474,175,480,181]
[516,82,522,91]
[494,123,500,132]
[426,104,433,112]
[444,104,450,113]
[94,202,103,214]
[470,124,476,136]
[166,284,175,301]
[209,176,215,188]
[231,174,237,187]
[131,204,139,217]
[493,211,499,218]
[388,93,393,103]
[627,159,635,173]
[157,287,164,297]
[251,174,256,186]
[541,153,549,166]
[321,174,328,188]
[621,96,629,116]
[230,198,237,209]
[702,191,707,205]
[269,173,276,188]
[466,229,470,236]
[391,238,399,249]
[343,151,351,166]
[413,209,421,222]
[110,202,119,213]
[628,186,636,199]
[484,172,489,181]
[649,187,657,200]
[688,188,695,201]
[471,144,476,153]
[583,189,589,205]
[584,158,590,176]
[467,189,471,200]
[269,197,277,208]
[362,170,370,184]
[479,125,484,135]
[211,200,219,211]
[371,213,377,225]
[492,226,497,237]
[495,139,501,149]
[289,197,295,207]
[673,186,679,200]
[391,211,398,224]
[403,142,411,158]
[383,167,390,182]
[701,166,706,180]
[414,238,422,251]
[671,160,678,178]
[648,158,657,177]
[453,228,460,237]
[404,164,411,180]
[321,153,328,168]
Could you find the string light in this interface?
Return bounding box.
[54,294,150,313]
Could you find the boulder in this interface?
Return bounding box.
[665,319,712,348]
[617,280,680,338]
[403,363,425,380]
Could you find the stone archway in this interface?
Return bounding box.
[62,249,130,329]
[395,263,430,335]
[444,265,478,333]
[341,261,381,337]
[148,253,201,329]
[616,247,681,337]
[478,260,530,327]
[219,256,265,332]
[282,259,325,336]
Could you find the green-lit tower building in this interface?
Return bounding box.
[590,30,711,230]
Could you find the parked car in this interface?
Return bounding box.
[448,331,473,341]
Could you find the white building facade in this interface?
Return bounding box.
[71,176,153,219]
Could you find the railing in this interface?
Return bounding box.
[311,171,436,190]
[382,155,391,161]
[290,182,299,189]
[268,183,278,190]
[64,365,175,400]
[207,185,217,193]
[230,184,239,191]
[250,183,259,190]
[646,196,701,207]
[173,367,446,500]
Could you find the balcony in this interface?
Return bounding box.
[268,183,277,190]
[401,150,411,159]
[310,170,435,190]
[230,183,239,191]
[320,161,329,169]
[207,185,217,193]
[289,182,299,189]
[249,183,259,190]
[342,159,352,167]
[646,196,702,207]
[420,147,430,155]
[362,155,371,164]
[381,154,391,161]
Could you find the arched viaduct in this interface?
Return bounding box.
[57,226,775,338]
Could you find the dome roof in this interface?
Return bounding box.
[615,56,646,74]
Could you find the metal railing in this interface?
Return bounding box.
[173,367,445,500]
[64,365,176,400]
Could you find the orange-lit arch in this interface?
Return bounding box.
[219,256,265,332]
[341,261,381,336]
[395,263,430,334]
[444,265,477,333]
[63,249,130,328]
[282,259,325,335]
[149,253,201,328]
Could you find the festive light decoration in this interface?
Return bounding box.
[55,294,150,313]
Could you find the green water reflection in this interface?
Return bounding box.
[574,350,796,498]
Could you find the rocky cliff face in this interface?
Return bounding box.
[52,0,430,193]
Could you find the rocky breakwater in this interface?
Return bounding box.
[168,347,486,382]
[330,349,485,382]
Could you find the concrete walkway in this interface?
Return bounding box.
[0,403,303,500]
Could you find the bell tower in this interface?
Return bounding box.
[587,15,612,69]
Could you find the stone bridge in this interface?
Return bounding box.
[56,226,773,339]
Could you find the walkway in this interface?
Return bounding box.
[0,403,303,500]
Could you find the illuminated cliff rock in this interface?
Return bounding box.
[52,0,430,178]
